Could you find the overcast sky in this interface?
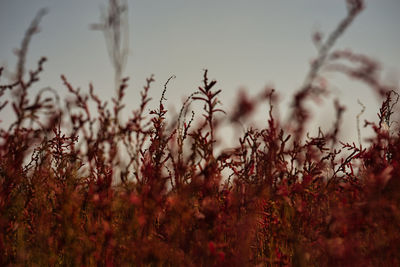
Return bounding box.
[1,0,399,144]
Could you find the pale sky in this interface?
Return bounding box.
[1,0,399,144]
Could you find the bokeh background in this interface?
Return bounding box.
[1,0,399,145]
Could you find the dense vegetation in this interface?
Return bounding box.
[1,0,399,265]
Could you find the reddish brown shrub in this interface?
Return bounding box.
[1,0,399,266]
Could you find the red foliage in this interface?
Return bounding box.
[1,0,400,266]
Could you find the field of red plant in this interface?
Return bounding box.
[1,0,399,266]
